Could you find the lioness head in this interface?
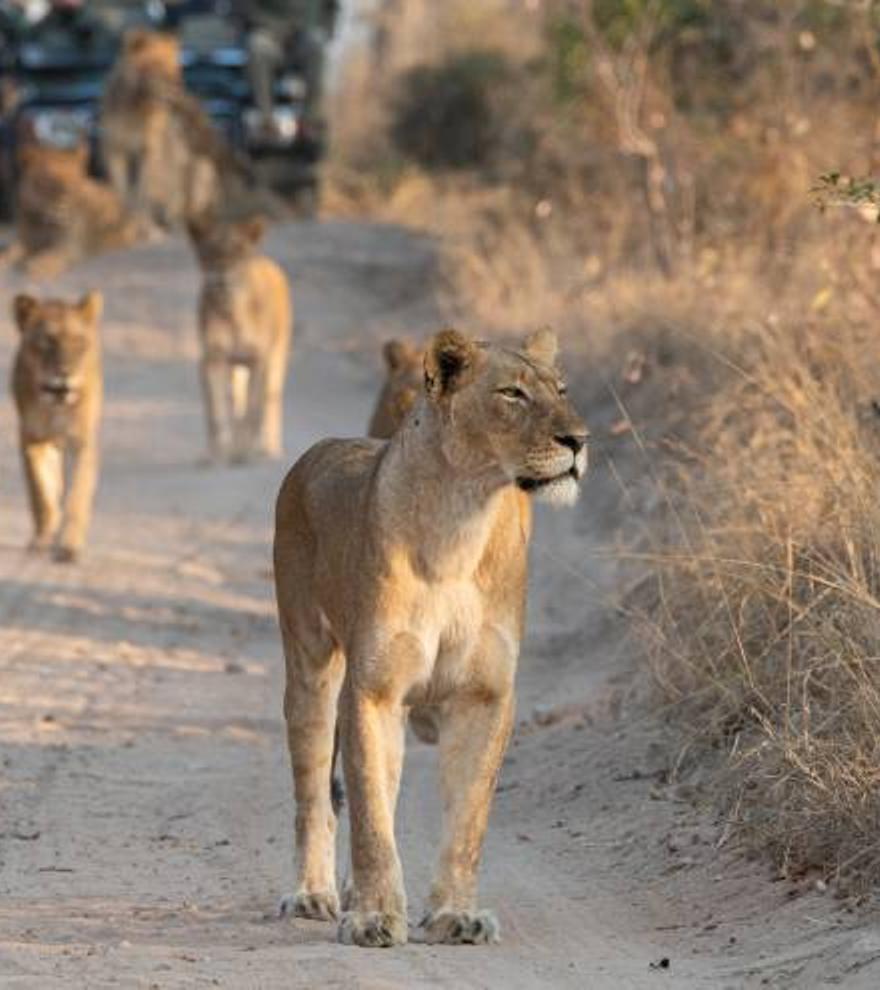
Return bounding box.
[13,292,102,405]
[187,214,267,272]
[120,28,181,81]
[423,328,588,505]
[368,339,423,440]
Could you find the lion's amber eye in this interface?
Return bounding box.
[498,386,529,402]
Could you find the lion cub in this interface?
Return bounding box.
[187,213,292,463]
[11,292,104,562]
[0,141,142,276]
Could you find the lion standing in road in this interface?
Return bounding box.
[188,212,292,463]
[101,28,250,229]
[0,141,143,276]
[274,327,588,947]
[11,292,104,562]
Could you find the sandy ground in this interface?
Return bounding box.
[0,222,879,989]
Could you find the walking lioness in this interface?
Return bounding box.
[274,328,588,947]
[188,212,292,463]
[11,292,103,562]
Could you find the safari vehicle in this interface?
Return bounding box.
[0,0,322,218]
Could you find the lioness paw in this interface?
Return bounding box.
[279,889,339,921]
[420,909,500,945]
[53,545,79,565]
[337,910,408,948]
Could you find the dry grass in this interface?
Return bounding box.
[641,296,880,886]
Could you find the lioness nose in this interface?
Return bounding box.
[555,432,588,455]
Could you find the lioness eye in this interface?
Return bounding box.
[498,386,529,402]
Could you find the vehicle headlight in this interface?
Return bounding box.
[244,107,299,144]
[23,108,91,149]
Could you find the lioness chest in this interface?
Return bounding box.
[199,258,288,362]
[361,564,518,706]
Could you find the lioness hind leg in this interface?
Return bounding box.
[278,618,344,922]
[21,441,63,552]
[421,686,514,946]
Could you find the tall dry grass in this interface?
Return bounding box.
[643,290,880,887]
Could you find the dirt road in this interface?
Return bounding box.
[0,223,877,989]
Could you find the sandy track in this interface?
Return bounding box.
[0,223,877,989]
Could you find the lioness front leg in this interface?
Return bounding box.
[56,439,98,563]
[21,440,62,552]
[279,622,344,922]
[200,356,234,464]
[422,680,515,946]
[338,681,408,948]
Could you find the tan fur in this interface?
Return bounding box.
[11,292,104,562]
[0,142,143,276]
[274,328,588,947]
[101,29,247,228]
[188,213,292,463]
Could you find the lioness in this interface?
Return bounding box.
[101,28,250,229]
[0,141,143,276]
[188,212,292,463]
[274,327,588,947]
[11,292,103,562]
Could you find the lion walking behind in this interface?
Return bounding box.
[11,292,104,562]
[187,213,292,464]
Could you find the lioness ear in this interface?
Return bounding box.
[383,339,412,373]
[78,291,103,327]
[12,294,39,333]
[524,326,558,367]
[424,328,478,397]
